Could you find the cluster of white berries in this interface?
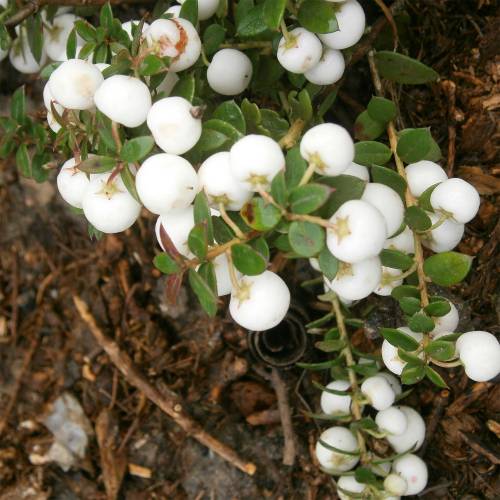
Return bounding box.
[317,371,429,497]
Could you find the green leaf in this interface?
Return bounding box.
[203,24,226,55]
[40,62,61,79]
[241,98,261,131]
[240,197,282,231]
[120,136,154,162]
[213,101,246,134]
[314,339,345,353]
[399,296,422,315]
[380,327,420,351]
[270,171,288,206]
[288,221,325,257]
[250,236,270,261]
[139,54,167,76]
[354,141,392,166]
[186,223,207,262]
[120,164,140,203]
[354,110,386,141]
[405,206,432,231]
[418,183,439,211]
[289,184,330,214]
[77,155,116,174]
[0,24,10,52]
[193,128,228,153]
[371,164,407,200]
[391,284,420,300]
[380,249,414,270]
[212,216,235,244]
[258,109,289,141]
[401,362,425,384]
[16,144,31,177]
[26,14,43,63]
[231,243,267,276]
[318,248,339,280]
[297,0,339,34]
[367,96,397,123]
[408,312,435,333]
[312,380,348,396]
[296,358,339,370]
[425,340,455,362]
[263,0,286,30]
[318,175,366,217]
[75,19,98,42]
[204,118,243,143]
[237,4,268,38]
[198,261,217,295]
[188,268,218,317]
[11,86,26,124]
[100,2,114,31]
[171,73,196,102]
[355,467,378,486]
[425,300,451,317]
[66,28,77,59]
[318,439,360,456]
[397,348,423,365]
[180,0,198,25]
[397,128,441,163]
[194,192,214,244]
[423,251,473,286]
[154,253,181,274]
[374,51,439,84]
[424,366,448,388]
[285,146,307,189]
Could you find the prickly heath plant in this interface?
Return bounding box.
[1,1,499,498]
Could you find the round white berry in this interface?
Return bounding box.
[136,153,198,215]
[122,20,150,39]
[170,18,201,72]
[82,173,141,233]
[378,372,402,396]
[384,473,408,496]
[155,206,195,257]
[405,160,448,198]
[319,0,366,50]
[277,27,322,74]
[49,59,104,110]
[9,37,47,74]
[421,212,464,253]
[57,158,90,208]
[177,0,219,20]
[43,14,82,61]
[300,123,354,176]
[360,375,395,411]
[326,257,382,301]
[315,426,359,473]
[343,162,370,181]
[456,331,500,382]
[327,200,387,263]
[165,5,181,17]
[229,271,290,331]
[430,178,480,223]
[386,406,426,453]
[43,82,64,114]
[304,48,345,85]
[382,327,423,375]
[430,300,458,336]
[94,75,152,128]
[392,454,428,496]
[376,407,408,436]
[337,476,366,500]
[384,226,415,254]
[320,380,351,415]
[212,253,234,296]
[207,49,253,95]
[229,135,285,190]
[147,96,202,155]
[374,266,403,297]
[198,152,252,211]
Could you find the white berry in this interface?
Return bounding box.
[327,200,387,263]
[337,476,366,500]
[320,380,351,415]
[392,454,428,496]
[421,212,464,253]
[82,173,141,233]
[319,0,366,50]
[229,135,285,190]
[300,123,354,176]
[57,158,90,208]
[430,300,459,336]
[43,82,64,114]
[177,0,219,20]
[362,183,404,237]
[136,153,198,215]
[384,226,415,254]
[430,178,480,223]
[326,257,382,301]
[94,75,152,128]
[378,372,402,396]
[304,48,345,85]
[343,162,369,181]
[315,426,359,473]
[384,473,408,496]
[277,27,322,74]
[9,36,47,74]
[212,253,234,296]
[198,152,252,210]
[361,375,395,411]
[374,266,403,297]
[456,331,500,382]
[229,271,290,331]
[49,59,104,110]
[386,406,426,453]
[376,406,408,435]
[147,96,202,155]
[207,49,253,95]
[405,160,448,198]
[155,206,195,257]
[382,327,423,375]
[43,14,82,61]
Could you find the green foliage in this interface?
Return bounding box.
[423,252,473,286]
[374,51,439,84]
[297,0,339,34]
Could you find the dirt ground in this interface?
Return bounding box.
[0,1,499,499]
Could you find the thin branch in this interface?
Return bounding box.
[73,295,257,476]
